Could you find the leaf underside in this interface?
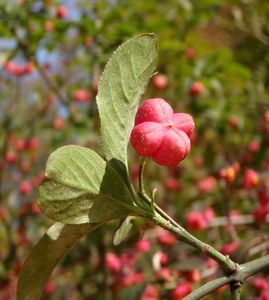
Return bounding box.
[38,145,136,224]
[19,34,159,300]
[97,33,158,181]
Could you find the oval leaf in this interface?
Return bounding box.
[38,145,141,224]
[97,33,158,179]
[39,179,130,224]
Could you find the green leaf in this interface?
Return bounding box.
[17,222,101,300]
[113,216,135,246]
[39,179,130,224]
[97,33,158,179]
[38,145,140,224]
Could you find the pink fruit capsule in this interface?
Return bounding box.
[130,98,194,166]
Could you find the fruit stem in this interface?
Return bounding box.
[138,157,148,194]
[137,157,237,273]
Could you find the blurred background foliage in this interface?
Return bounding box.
[1,0,269,299]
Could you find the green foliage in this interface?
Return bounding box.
[18,33,158,299]
[1,1,269,299]
[39,179,130,224]
[38,145,135,224]
[97,33,158,180]
[17,222,101,300]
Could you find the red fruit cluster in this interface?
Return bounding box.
[130,99,195,166]
[4,61,34,77]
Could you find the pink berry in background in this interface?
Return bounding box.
[19,181,33,196]
[259,289,269,300]
[152,74,168,90]
[233,161,240,173]
[105,252,121,273]
[165,177,181,192]
[130,99,194,166]
[253,206,268,224]
[31,202,41,215]
[198,176,217,193]
[31,172,45,187]
[187,211,208,231]
[189,81,204,97]
[247,140,260,153]
[27,137,39,150]
[56,5,68,19]
[5,151,17,164]
[219,242,240,255]
[140,284,159,300]
[171,282,192,300]
[74,89,91,103]
[243,169,259,189]
[22,62,34,75]
[3,60,13,72]
[156,231,176,247]
[15,139,26,151]
[121,271,145,287]
[205,258,217,269]
[136,239,151,253]
[182,269,201,283]
[3,60,18,76]
[44,281,56,295]
[252,277,269,291]
[160,252,169,265]
[154,267,173,282]
[203,207,215,223]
